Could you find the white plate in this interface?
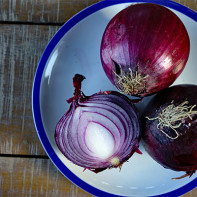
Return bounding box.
[32,0,197,196]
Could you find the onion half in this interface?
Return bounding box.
[142,85,197,178]
[100,3,190,97]
[55,74,141,172]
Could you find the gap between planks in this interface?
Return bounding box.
[0,154,49,159]
[0,20,64,26]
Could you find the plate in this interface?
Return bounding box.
[32,0,197,196]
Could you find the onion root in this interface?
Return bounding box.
[146,100,197,139]
[114,68,148,95]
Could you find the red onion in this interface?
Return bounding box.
[55,74,141,172]
[100,3,190,97]
[142,84,197,178]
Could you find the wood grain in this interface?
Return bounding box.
[182,187,197,197]
[0,157,93,197]
[0,0,101,24]
[176,0,197,11]
[0,24,59,155]
[0,156,196,196]
[0,0,196,196]
[0,0,196,24]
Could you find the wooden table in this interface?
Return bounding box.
[0,0,196,196]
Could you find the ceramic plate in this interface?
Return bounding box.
[32,0,197,196]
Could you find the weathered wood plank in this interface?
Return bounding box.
[0,0,101,23]
[0,0,196,24]
[0,156,196,196]
[182,187,197,197]
[0,157,93,197]
[0,24,59,155]
[176,0,197,11]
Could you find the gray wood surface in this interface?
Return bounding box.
[0,24,59,155]
[0,157,93,197]
[0,0,101,23]
[0,0,196,196]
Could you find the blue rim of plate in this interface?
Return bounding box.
[32,0,197,196]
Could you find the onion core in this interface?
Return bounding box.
[85,122,115,159]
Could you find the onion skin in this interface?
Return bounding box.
[100,3,190,97]
[55,74,141,173]
[142,85,197,177]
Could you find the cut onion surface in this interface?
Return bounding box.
[55,74,142,173]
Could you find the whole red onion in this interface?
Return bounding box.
[55,74,141,173]
[100,3,190,97]
[142,84,197,178]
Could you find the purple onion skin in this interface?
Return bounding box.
[142,85,197,176]
[100,3,190,97]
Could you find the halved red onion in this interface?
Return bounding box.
[55,74,141,172]
[100,3,190,97]
[142,84,197,178]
